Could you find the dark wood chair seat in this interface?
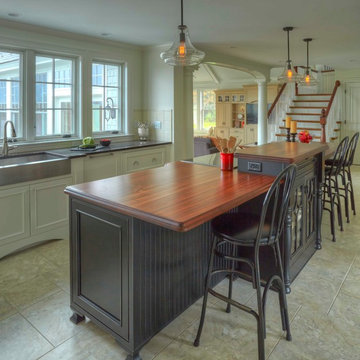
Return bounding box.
[211,213,276,246]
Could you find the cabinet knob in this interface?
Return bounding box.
[152,158,157,163]
[133,160,139,166]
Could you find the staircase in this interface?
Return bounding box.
[275,93,341,141]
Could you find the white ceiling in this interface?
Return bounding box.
[1,0,360,69]
[193,64,255,86]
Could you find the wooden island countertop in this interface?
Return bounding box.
[236,141,329,163]
[65,161,275,232]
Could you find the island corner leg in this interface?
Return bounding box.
[70,312,85,324]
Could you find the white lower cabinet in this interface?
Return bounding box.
[122,146,166,174]
[0,186,30,247]
[30,176,72,235]
[83,152,121,182]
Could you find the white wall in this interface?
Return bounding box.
[0,19,143,150]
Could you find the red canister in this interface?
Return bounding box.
[220,152,234,171]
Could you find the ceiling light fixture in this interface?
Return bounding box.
[160,0,205,66]
[300,38,318,87]
[278,27,302,83]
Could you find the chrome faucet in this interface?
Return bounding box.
[2,121,17,157]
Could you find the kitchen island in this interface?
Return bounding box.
[65,141,328,360]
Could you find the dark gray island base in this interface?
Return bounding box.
[65,142,328,359]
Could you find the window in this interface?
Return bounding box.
[92,62,122,134]
[0,51,22,139]
[193,89,216,132]
[35,55,75,137]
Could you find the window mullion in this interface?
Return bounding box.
[25,50,35,141]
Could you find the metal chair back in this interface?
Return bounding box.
[327,137,349,177]
[255,164,297,252]
[344,132,359,167]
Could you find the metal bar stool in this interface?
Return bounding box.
[323,136,349,241]
[334,132,359,222]
[194,164,297,360]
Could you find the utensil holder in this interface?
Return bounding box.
[220,153,234,171]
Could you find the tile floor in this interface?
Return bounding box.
[1,167,360,360]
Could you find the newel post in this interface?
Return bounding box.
[320,108,327,143]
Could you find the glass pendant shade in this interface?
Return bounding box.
[278,27,302,83]
[299,39,319,87]
[299,69,319,87]
[278,60,302,83]
[161,26,205,66]
[160,0,205,66]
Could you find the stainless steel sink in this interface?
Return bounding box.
[0,152,71,186]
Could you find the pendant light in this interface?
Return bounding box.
[160,0,205,66]
[278,27,302,83]
[299,38,319,87]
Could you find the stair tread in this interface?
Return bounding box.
[279,126,322,131]
[293,100,330,103]
[282,119,321,123]
[275,133,321,139]
[296,93,332,96]
[286,112,321,116]
[289,106,325,109]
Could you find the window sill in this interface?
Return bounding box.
[2,134,136,154]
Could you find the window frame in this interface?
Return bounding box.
[0,48,24,140]
[91,59,125,136]
[193,88,216,133]
[34,52,78,140]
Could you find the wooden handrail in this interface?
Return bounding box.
[297,66,335,74]
[320,80,341,143]
[267,83,287,118]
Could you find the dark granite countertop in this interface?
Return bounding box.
[47,140,171,159]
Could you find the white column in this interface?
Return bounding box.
[257,81,267,145]
[173,66,195,160]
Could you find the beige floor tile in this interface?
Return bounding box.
[3,275,61,310]
[38,321,128,360]
[0,249,58,292]
[174,299,283,360]
[21,290,86,347]
[268,309,353,360]
[44,262,71,294]
[290,271,342,315]
[0,296,17,321]
[340,264,360,299]
[0,313,53,360]
[36,239,70,267]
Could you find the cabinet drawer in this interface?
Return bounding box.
[214,127,230,139]
[124,148,165,174]
[230,128,245,137]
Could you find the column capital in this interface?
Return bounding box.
[256,80,267,86]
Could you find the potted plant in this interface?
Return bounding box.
[137,121,151,141]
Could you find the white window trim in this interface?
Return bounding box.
[193,88,216,135]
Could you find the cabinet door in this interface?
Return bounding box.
[83,152,119,182]
[216,103,232,127]
[0,186,30,246]
[123,147,165,174]
[214,127,230,139]
[245,125,258,144]
[229,128,245,144]
[71,199,129,341]
[30,176,72,235]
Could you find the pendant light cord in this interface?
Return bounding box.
[181,0,184,26]
[287,29,290,62]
